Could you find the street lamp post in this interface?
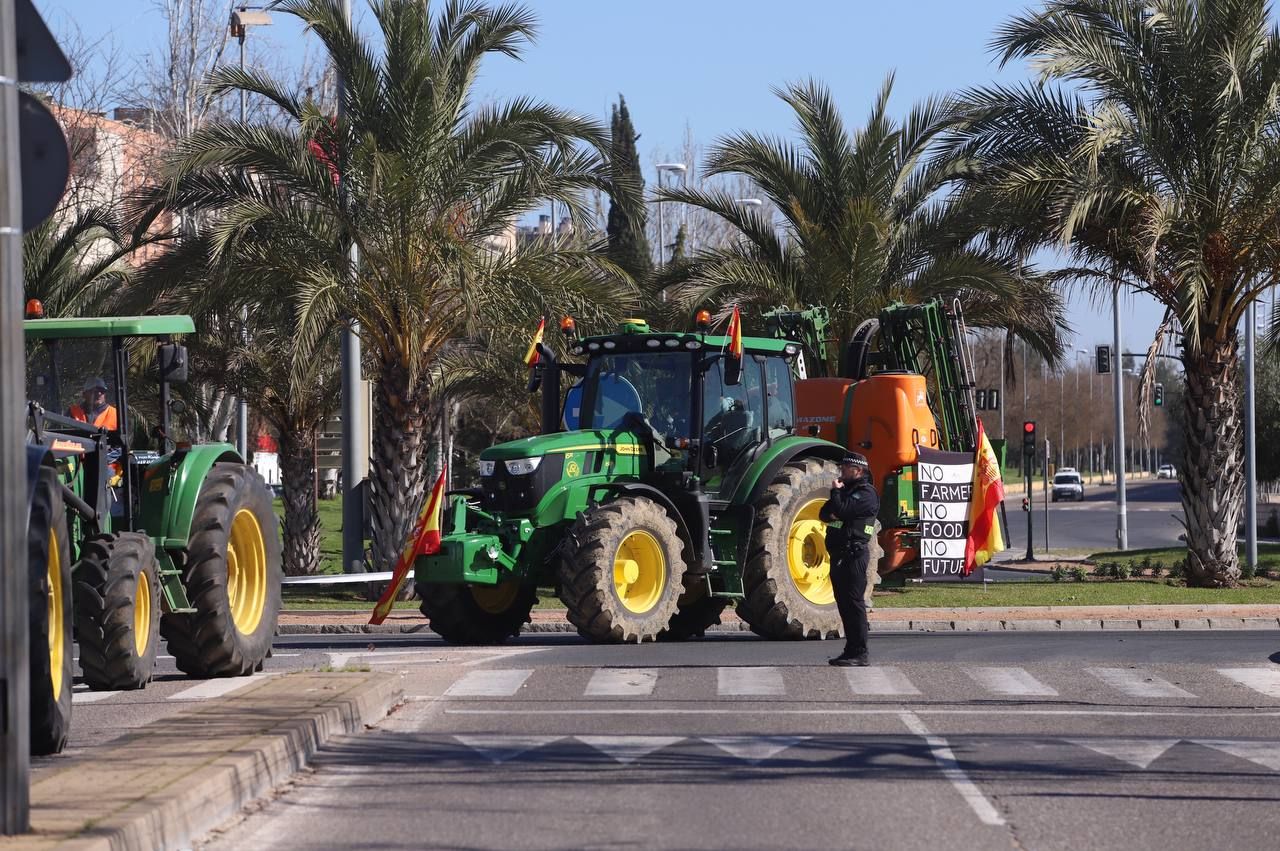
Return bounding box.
[655,163,686,268]
[1112,286,1128,550]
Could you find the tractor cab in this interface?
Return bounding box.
[24,305,194,536]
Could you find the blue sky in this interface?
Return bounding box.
[44,0,1173,353]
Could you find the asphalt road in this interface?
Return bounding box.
[999,479,1185,555]
[184,631,1280,851]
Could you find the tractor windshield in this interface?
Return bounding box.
[576,351,693,439]
[26,338,120,431]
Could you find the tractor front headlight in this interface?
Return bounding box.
[504,457,542,476]
[479,459,497,477]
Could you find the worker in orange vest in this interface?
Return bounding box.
[69,377,119,431]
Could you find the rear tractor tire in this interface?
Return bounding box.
[559,496,686,643]
[74,532,161,690]
[162,463,282,678]
[420,582,538,645]
[737,457,843,640]
[29,467,73,755]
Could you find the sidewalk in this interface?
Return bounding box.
[4,672,400,851]
[278,602,1280,635]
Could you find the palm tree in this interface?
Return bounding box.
[954,0,1280,586]
[146,0,634,572]
[654,76,1067,364]
[23,207,139,316]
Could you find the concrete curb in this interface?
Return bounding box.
[277,615,1280,635]
[10,672,401,851]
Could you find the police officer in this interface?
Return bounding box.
[820,452,879,667]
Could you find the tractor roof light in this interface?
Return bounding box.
[560,316,577,338]
[603,340,617,349]
[646,338,662,348]
[25,299,43,319]
[683,340,701,350]
[663,338,680,347]
[695,309,711,330]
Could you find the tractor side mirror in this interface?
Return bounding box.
[158,343,188,384]
[723,355,742,387]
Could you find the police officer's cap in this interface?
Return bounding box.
[840,452,869,470]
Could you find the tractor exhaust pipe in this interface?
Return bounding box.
[536,343,560,435]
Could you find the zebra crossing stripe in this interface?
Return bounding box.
[1217,668,1280,698]
[444,669,533,697]
[717,666,785,696]
[967,667,1058,696]
[1086,668,1195,699]
[72,690,119,704]
[168,675,274,701]
[845,666,921,696]
[585,668,658,697]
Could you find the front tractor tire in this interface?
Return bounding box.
[29,467,73,755]
[420,582,538,645]
[74,533,161,690]
[162,463,282,678]
[737,458,843,640]
[560,496,686,643]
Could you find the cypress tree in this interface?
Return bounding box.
[606,96,652,281]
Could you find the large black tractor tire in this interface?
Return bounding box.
[162,463,282,678]
[559,496,686,643]
[659,575,729,641]
[28,467,73,755]
[74,532,161,690]
[420,582,538,645]
[737,457,844,640]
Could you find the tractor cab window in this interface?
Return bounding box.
[26,337,120,432]
[578,352,693,441]
[702,355,765,469]
[764,356,795,438]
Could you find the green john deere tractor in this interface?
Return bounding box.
[414,317,847,644]
[24,311,282,755]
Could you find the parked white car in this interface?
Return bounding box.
[1052,471,1085,502]
[1157,463,1177,479]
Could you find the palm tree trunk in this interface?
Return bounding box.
[279,425,322,576]
[368,360,430,574]
[1181,338,1244,587]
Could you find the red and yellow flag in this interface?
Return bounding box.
[370,466,448,625]
[523,318,546,367]
[964,420,1006,573]
[726,305,743,360]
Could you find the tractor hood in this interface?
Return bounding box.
[479,429,645,463]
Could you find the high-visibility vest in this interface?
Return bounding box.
[69,404,119,431]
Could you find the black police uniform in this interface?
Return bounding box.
[819,473,880,661]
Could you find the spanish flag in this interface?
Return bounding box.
[523,318,546,367]
[370,466,447,625]
[964,420,1006,573]
[726,305,743,360]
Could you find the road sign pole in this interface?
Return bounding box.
[0,0,30,830]
[1112,286,1128,550]
[1043,438,1050,551]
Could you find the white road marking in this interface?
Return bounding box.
[72,690,120,704]
[455,735,563,764]
[1068,738,1181,769]
[717,666,785,696]
[444,669,533,697]
[899,712,1005,827]
[701,735,811,765]
[447,708,1280,719]
[1194,740,1280,772]
[1218,668,1280,698]
[968,667,1058,697]
[168,676,272,701]
[576,735,683,765]
[845,666,921,696]
[585,668,658,697]
[458,648,549,667]
[1087,668,1196,699]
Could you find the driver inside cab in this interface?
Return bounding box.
[70,377,118,430]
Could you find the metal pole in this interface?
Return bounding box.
[1113,286,1128,550]
[0,0,30,828]
[1043,438,1050,550]
[1024,447,1034,560]
[657,169,665,268]
[1059,371,1064,467]
[339,0,367,574]
[999,339,1006,439]
[1245,300,1258,572]
[1074,362,1080,470]
[235,34,249,460]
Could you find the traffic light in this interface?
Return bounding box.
[1096,344,1111,375]
[1022,420,1036,453]
[1154,382,1163,407]
[975,389,987,410]
[987,389,1000,411]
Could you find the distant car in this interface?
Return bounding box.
[1157,463,1177,479]
[1052,471,1085,502]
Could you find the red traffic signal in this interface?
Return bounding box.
[1023,421,1036,434]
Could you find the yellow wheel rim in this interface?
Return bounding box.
[471,582,520,615]
[227,508,267,635]
[134,568,151,656]
[47,529,64,702]
[613,530,666,614]
[788,498,835,605]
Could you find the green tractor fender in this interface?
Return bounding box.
[138,443,242,549]
[729,436,846,507]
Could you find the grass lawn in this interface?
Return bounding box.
[272,496,354,575]
[1087,543,1280,572]
[873,578,1279,608]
